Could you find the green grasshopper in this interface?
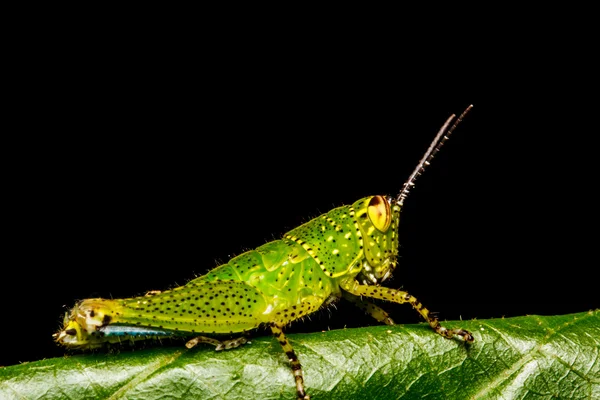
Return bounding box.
[54,106,474,400]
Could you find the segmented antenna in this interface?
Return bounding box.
[396,104,473,206]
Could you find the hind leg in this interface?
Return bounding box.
[270,322,309,400]
[185,335,248,351]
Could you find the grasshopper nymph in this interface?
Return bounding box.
[55,106,474,400]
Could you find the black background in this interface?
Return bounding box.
[3,38,598,368]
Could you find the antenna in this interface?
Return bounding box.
[396,104,473,206]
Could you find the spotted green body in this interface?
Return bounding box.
[56,196,397,342]
[55,106,475,400]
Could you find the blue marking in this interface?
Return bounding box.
[99,325,185,337]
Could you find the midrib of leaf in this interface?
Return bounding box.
[107,350,184,399]
[469,311,597,400]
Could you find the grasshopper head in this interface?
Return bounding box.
[353,195,401,285]
[352,106,472,285]
[53,299,118,349]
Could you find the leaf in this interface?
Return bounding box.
[1,310,598,400]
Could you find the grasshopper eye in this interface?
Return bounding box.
[65,328,77,336]
[367,195,391,232]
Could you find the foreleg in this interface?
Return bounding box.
[340,278,473,342]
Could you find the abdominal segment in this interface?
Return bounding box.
[115,280,269,334]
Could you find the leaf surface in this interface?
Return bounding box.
[1,310,598,399]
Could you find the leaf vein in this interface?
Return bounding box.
[106,350,185,400]
[469,312,598,400]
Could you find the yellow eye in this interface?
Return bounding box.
[367,195,391,232]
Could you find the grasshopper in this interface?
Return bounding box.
[55,105,474,400]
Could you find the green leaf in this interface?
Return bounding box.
[2,310,598,400]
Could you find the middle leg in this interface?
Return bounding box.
[342,291,395,325]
